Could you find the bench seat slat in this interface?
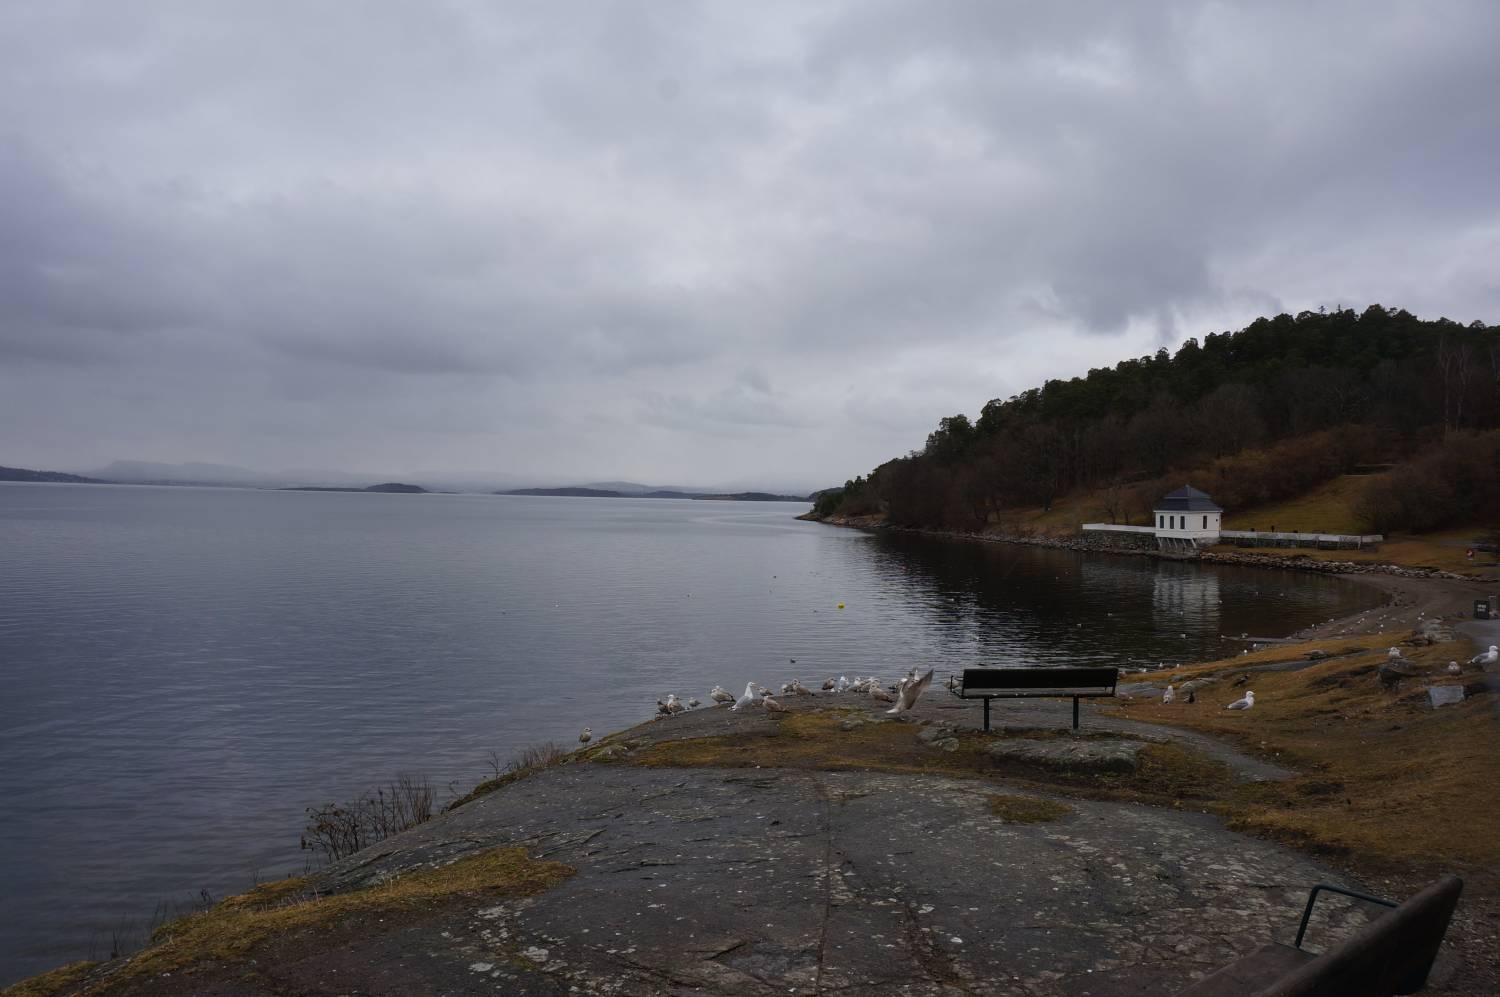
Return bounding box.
[1177,944,1314,996]
[958,667,1118,694]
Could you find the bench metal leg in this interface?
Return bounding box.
[983,698,991,732]
[1072,696,1079,730]
[1294,883,1396,949]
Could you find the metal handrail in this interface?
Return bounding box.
[1294,883,1397,949]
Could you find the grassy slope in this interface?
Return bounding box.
[4,848,573,997]
[1108,639,1500,879]
[961,469,1500,577]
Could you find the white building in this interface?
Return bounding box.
[1153,485,1222,550]
[1081,485,1382,553]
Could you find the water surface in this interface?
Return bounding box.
[0,483,1382,983]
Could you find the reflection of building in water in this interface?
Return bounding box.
[1153,566,1221,631]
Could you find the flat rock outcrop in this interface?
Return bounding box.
[985,736,1146,773]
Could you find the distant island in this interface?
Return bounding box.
[0,464,109,484]
[501,486,810,503]
[282,482,428,494]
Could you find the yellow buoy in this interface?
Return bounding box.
[837,602,845,609]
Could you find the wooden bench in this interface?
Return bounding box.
[1178,874,1463,996]
[947,666,1119,731]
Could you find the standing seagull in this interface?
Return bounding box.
[710,685,735,706]
[731,682,759,712]
[887,668,935,716]
[1162,684,1175,705]
[870,684,895,704]
[1469,645,1499,667]
[1225,690,1255,711]
[762,694,788,714]
[579,727,592,744]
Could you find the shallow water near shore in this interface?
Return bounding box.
[0,482,1383,984]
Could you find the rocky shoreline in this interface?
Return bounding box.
[804,512,1474,583]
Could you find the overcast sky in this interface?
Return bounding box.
[2,2,1497,489]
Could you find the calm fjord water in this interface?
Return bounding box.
[0,483,1381,982]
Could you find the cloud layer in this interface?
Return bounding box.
[3,1,1497,488]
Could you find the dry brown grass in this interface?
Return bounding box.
[987,793,1071,823]
[0,962,98,997]
[1219,473,1373,535]
[1209,533,1500,577]
[43,848,572,996]
[973,472,1500,577]
[1108,641,1500,879]
[617,711,1238,810]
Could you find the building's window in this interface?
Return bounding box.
[1203,515,1208,529]
[1158,515,1163,529]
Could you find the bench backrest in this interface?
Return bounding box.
[961,666,1118,694]
[1260,874,1463,997]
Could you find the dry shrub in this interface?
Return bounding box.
[1354,429,1500,533]
[301,773,434,863]
[445,742,571,812]
[507,742,567,772]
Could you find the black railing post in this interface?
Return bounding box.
[983,698,991,732]
[1072,696,1080,730]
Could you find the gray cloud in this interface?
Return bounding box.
[1,1,1497,489]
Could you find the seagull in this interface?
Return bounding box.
[687,697,701,708]
[870,684,895,703]
[1186,690,1196,704]
[789,678,814,696]
[887,668,935,715]
[836,675,850,692]
[822,677,836,691]
[665,694,685,715]
[1447,662,1461,674]
[656,699,672,717]
[732,682,759,711]
[1469,645,1499,667]
[579,727,592,743]
[1232,673,1250,687]
[1388,646,1402,660]
[710,685,735,706]
[1162,684,1175,705]
[762,694,788,714]
[1225,690,1255,711]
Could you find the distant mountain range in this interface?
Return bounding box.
[3,460,818,499]
[0,464,109,484]
[500,486,810,502]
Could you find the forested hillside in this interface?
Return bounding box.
[817,306,1500,534]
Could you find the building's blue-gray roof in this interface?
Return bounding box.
[1156,485,1222,512]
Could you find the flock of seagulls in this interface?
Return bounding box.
[643,668,938,728]
[590,632,1498,744]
